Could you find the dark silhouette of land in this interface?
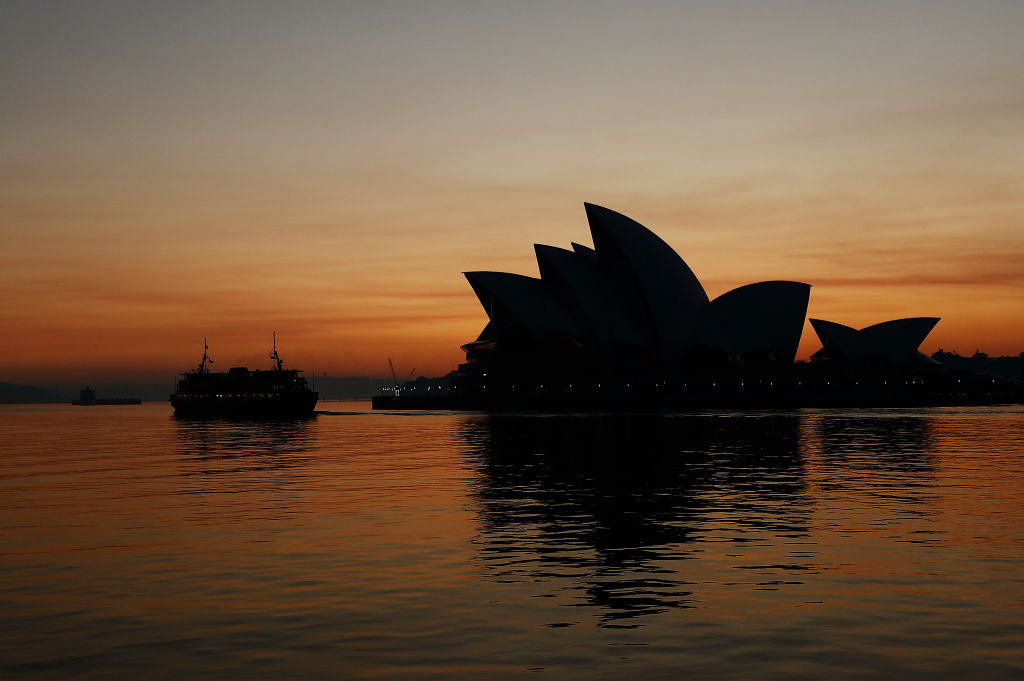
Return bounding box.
[311,376,392,400]
[0,382,64,404]
[0,376,392,404]
[932,350,1024,380]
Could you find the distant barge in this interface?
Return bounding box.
[72,386,141,406]
[170,335,318,418]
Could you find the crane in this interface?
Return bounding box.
[388,357,399,393]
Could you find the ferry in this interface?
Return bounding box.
[170,335,318,417]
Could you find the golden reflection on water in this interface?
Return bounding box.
[0,403,1022,679]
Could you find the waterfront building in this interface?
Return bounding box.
[457,203,811,393]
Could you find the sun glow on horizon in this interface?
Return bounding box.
[2,3,1023,383]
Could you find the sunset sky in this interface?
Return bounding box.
[2,1,1022,383]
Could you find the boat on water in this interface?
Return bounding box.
[170,335,318,417]
[72,385,142,406]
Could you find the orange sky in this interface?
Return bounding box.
[2,2,1023,383]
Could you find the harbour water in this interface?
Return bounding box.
[1,402,1023,679]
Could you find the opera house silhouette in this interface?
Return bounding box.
[374,203,1022,408]
[809,317,940,366]
[462,203,810,367]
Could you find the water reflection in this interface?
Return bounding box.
[461,412,812,627]
[174,417,316,490]
[812,412,934,459]
[802,411,939,536]
[804,412,936,490]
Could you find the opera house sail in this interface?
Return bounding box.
[809,317,941,366]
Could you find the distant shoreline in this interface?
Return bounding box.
[0,378,392,405]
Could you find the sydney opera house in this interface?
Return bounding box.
[367,202,1024,408]
[451,203,943,401]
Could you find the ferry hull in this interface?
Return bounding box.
[170,393,318,418]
